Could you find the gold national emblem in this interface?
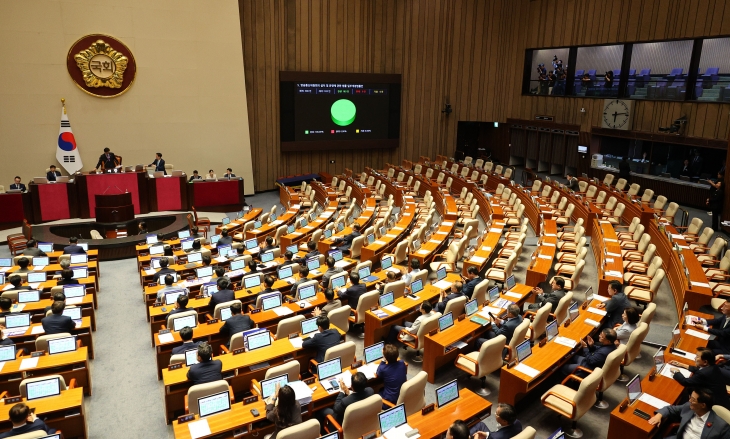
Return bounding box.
[74,40,128,89]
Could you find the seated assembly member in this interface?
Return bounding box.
[41,301,76,334]
[63,237,86,255]
[46,165,61,182]
[0,403,56,438]
[218,302,253,341]
[171,326,201,355]
[186,342,222,385]
[9,177,26,192]
[301,315,339,363]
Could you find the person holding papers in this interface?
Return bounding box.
[171,327,201,355]
[9,176,26,192]
[560,328,617,379]
[692,300,730,355]
[338,272,367,310]
[597,280,630,329]
[476,304,523,354]
[436,281,465,314]
[527,277,566,312]
[63,237,86,254]
[0,403,56,439]
[330,372,374,424]
[209,278,235,308]
[313,288,341,318]
[186,343,222,385]
[41,301,76,334]
[265,384,302,439]
[648,389,730,439]
[21,240,46,257]
[302,315,339,363]
[376,344,407,406]
[615,307,640,344]
[390,301,435,344]
[461,266,483,298]
[669,348,730,409]
[218,302,253,341]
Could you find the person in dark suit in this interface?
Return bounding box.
[377,344,407,406]
[669,348,730,409]
[219,302,253,341]
[0,298,13,317]
[259,236,277,253]
[319,372,374,425]
[188,170,203,182]
[279,251,297,268]
[648,388,730,439]
[321,256,343,289]
[338,272,367,310]
[209,278,235,308]
[171,326,201,355]
[186,342,222,385]
[9,177,25,192]
[305,241,320,260]
[436,281,465,314]
[0,403,56,438]
[693,299,730,355]
[55,269,76,286]
[333,223,362,253]
[41,301,76,334]
[290,267,311,298]
[565,174,579,190]
[152,258,175,283]
[46,165,61,182]
[598,280,630,329]
[63,237,86,255]
[560,328,618,377]
[679,159,691,177]
[476,304,523,352]
[137,221,148,236]
[460,266,483,299]
[618,156,631,182]
[95,148,117,171]
[168,295,191,317]
[15,258,31,273]
[21,239,46,257]
[223,168,236,179]
[302,315,340,363]
[149,152,166,174]
[707,171,725,231]
[468,403,523,439]
[690,150,704,177]
[7,275,31,291]
[216,229,232,246]
[528,277,567,313]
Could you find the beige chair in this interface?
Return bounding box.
[624,269,665,305]
[618,322,649,381]
[713,406,730,426]
[505,319,531,361]
[383,371,427,415]
[348,290,379,332]
[541,367,603,438]
[278,419,321,439]
[594,344,627,408]
[36,333,73,352]
[512,427,537,439]
[10,431,50,439]
[264,359,300,382]
[325,394,382,439]
[213,300,241,320]
[169,354,185,365]
[185,380,233,415]
[167,310,198,330]
[455,334,506,396]
[638,302,657,326]
[275,315,305,339]
[623,256,662,286]
[524,303,551,343]
[400,312,441,363]
[486,253,517,285]
[328,305,351,333]
[698,238,728,266]
[553,292,574,325]
[443,296,467,317]
[383,280,406,299]
[471,279,490,304]
[90,230,103,239]
[313,341,356,372]
[560,260,586,291]
[20,375,71,399]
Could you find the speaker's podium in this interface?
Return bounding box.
[95,193,134,223]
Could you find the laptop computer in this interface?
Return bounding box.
[245,331,272,351]
[330,273,347,290]
[253,220,262,229]
[37,242,54,253]
[364,342,384,364]
[317,357,342,383]
[0,258,11,267]
[465,299,478,317]
[48,336,76,355]
[26,377,62,400]
[70,254,87,264]
[569,302,580,322]
[196,266,213,278]
[287,225,296,234]
[187,252,203,263]
[63,284,85,298]
[5,313,30,335]
[278,266,294,281]
[435,379,459,408]
[358,266,378,283]
[219,306,233,321]
[260,374,289,399]
[32,257,49,267]
[306,258,320,272]
[627,374,643,405]
[244,275,261,290]
[432,266,451,290]
[410,278,424,295]
[378,403,408,434]
[18,290,40,303]
[146,234,158,245]
[297,284,317,301]
[0,345,15,362]
[229,260,245,271]
[172,314,197,331]
[546,320,559,342]
[516,340,532,363]
[300,317,319,338]
[323,229,333,239]
[72,267,88,279]
[260,251,275,263]
[261,293,282,311]
[504,274,516,291]
[27,272,46,283]
[178,230,191,239]
[367,234,375,245]
[337,223,345,232]
[184,349,199,366]
[438,312,454,332]
[379,292,395,308]
[330,250,343,262]
[222,217,231,226]
[149,246,164,256]
[210,235,221,245]
[165,290,187,305]
[197,391,231,417]
[286,245,298,254]
[244,238,259,251]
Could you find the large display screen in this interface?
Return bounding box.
[280,71,401,152]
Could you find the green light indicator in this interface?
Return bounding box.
[331,99,356,126]
[305,130,309,134]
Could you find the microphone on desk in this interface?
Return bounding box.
[102,186,111,194]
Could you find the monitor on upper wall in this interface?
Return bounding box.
[279,71,401,152]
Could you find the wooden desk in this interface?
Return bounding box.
[406,388,492,438]
[462,220,504,275]
[526,219,558,287]
[45,250,99,264]
[0,347,92,396]
[359,202,416,265]
[0,388,88,438]
[242,205,300,243]
[364,284,442,346]
[6,262,100,292]
[213,207,263,235]
[7,317,94,359]
[658,224,713,313]
[422,284,532,383]
[20,295,96,331]
[498,299,607,406]
[591,219,624,295]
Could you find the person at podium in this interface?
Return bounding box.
[148,152,166,175]
[223,168,236,179]
[9,177,26,192]
[188,170,202,182]
[46,165,61,182]
[95,148,117,172]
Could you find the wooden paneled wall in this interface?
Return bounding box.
[512,0,730,138]
[238,0,527,191]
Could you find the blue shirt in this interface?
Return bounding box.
[377,360,407,404]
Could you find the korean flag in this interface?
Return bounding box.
[56,105,83,175]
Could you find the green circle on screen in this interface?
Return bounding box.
[331,99,356,126]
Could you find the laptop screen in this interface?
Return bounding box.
[330,250,343,262]
[307,258,320,270]
[149,246,164,255]
[516,340,532,362]
[546,320,558,341]
[627,374,642,404]
[286,245,298,254]
[217,244,231,256]
[33,257,49,267]
[300,218,308,228]
[229,260,244,271]
[18,290,40,303]
[436,266,447,281]
[337,223,345,232]
[298,284,317,300]
[27,272,46,283]
[48,336,76,355]
[378,403,407,434]
[435,379,459,408]
[244,275,261,289]
[381,256,393,270]
[465,299,478,316]
[324,229,333,239]
[0,258,10,267]
[569,302,580,322]
[261,374,289,399]
[220,307,232,321]
[180,240,194,251]
[301,317,318,336]
[330,273,347,289]
[210,235,221,245]
[0,345,15,362]
[246,331,272,351]
[488,286,500,303]
[178,230,191,239]
[79,243,88,251]
[187,252,203,263]
[367,234,375,245]
[222,217,231,226]
[287,225,296,234]
[364,342,384,364]
[196,266,213,278]
[165,290,186,305]
[70,254,87,264]
[26,377,62,400]
[438,312,454,331]
[185,349,199,366]
[278,266,293,280]
[146,235,158,244]
[317,357,341,380]
[72,267,88,279]
[203,283,218,297]
[261,251,275,263]
[505,275,516,290]
[62,307,82,320]
[63,284,85,298]
[0,273,4,286]
[245,239,258,250]
[38,242,54,253]
[198,391,231,418]
[358,266,371,279]
[172,314,197,332]
[410,279,423,294]
[379,292,394,308]
[262,294,282,311]
[6,313,30,328]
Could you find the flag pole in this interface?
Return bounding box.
[61,98,66,114]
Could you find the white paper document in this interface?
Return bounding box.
[470,256,486,264]
[289,337,303,349]
[66,297,83,305]
[638,393,671,410]
[358,362,379,379]
[584,319,601,328]
[605,270,622,278]
[513,363,540,378]
[489,228,502,234]
[0,362,5,373]
[384,423,417,439]
[145,269,156,276]
[671,234,685,240]
[659,364,692,379]
[538,255,552,260]
[374,241,387,246]
[442,222,454,227]
[19,358,39,370]
[31,326,45,335]
[417,250,430,255]
[158,333,175,344]
[273,307,294,316]
[554,336,578,348]
[481,246,492,252]
[587,307,607,316]
[504,291,522,299]
[188,419,211,439]
[384,305,402,314]
[691,281,710,288]
[432,280,452,290]
[685,329,711,340]
[449,341,468,349]
[334,261,349,268]
[593,295,610,302]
